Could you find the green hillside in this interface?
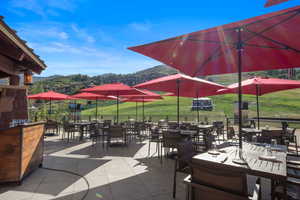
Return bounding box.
[29,64,300,123]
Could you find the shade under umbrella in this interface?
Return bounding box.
[129,6,300,152]
[28,91,71,119]
[218,77,300,128]
[81,83,146,123]
[134,73,225,124]
[71,92,116,120]
[265,0,292,7]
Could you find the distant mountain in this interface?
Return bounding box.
[29,64,299,95]
[29,65,177,94]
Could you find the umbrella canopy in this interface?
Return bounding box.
[265,0,292,7]
[135,73,225,123]
[28,91,70,100]
[71,92,116,100]
[71,92,116,120]
[219,77,300,128]
[134,74,225,98]
[129,6,300,152]
[81,83,146,123]
[28,91,71,119]
[128,6,300,77]
[121,89,163,100]
[81,83,146,96]
[219,77,300,95]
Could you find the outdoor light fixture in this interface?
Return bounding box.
[24,70,33,85]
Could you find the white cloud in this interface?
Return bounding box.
[71,24,95,43]
[17,24,69,40]
[129,22,152,32]
[9,0,78,17]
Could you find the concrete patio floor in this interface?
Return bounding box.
[0,132,292,200]
[0,135,188,200]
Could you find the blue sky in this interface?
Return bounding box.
[1,0,298,76]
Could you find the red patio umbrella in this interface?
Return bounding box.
[134,73,225,124]
[218,77,300,128]
[265,0,292,7]
[129,6,300,152]
[71,92,116,120]
[28,91,71,118]
[122,98,160,121]
[81,83,146,123]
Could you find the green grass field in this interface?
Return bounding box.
[31,88,300,124]
[78,88,300,122]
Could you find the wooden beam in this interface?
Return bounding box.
[0,37,24,61]
[0,54,21,76]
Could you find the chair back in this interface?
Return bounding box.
[168,121,178,129]
[177,141,196,169]
[285,127,296,136]
[162,129,185,148]
[191,163,248,196]
[109,125,124,138]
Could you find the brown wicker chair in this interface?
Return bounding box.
[107,125,127,148]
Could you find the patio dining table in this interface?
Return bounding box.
[73,121,93,140]
[242,128,262,141]
[192,142,287,199]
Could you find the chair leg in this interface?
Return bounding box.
[173,160,178,198]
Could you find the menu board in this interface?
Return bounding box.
[0,87,28,129]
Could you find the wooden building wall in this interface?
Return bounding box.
[0,87,28,129]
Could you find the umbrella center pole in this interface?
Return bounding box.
[117,95,119,124]
[256,86,260,129]
[142,98,145,122]
[176,79,180,126]
[233,27,247,165]
[136,102,138,121]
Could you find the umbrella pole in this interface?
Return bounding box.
[143,98,145,122]
[176,79,180,126]
[49,99,51,120]
[117,95,119,124]
[197,92,200,123]
[237,28,243,150]
[96,98,98,120]
[256,86,260,129]
[136,102,138,121]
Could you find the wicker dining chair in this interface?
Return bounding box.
[107,125,127,148]
[148,126,162,157]
[173,140,197,198]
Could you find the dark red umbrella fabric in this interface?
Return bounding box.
[134,73,225,97]
[121,89,162,100]
[28,91,70,100]
[81,83,146,96]
[265,0,292,7]
[71,92,116,100]
[219,77,300,95]
[218,77,300,128]
[128,6,300,77]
